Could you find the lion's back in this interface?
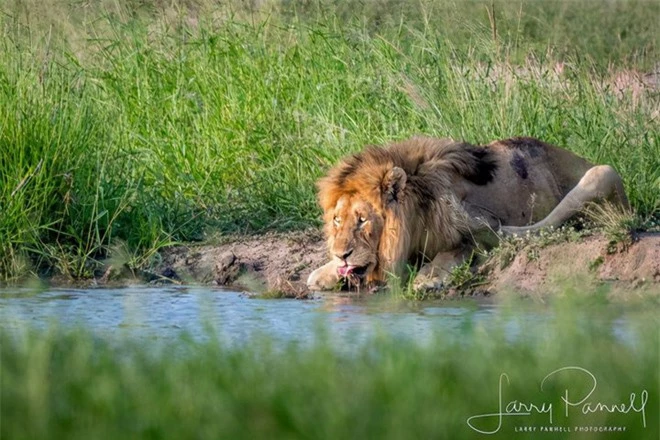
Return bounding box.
[468,137,593,226]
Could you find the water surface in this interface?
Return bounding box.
[0,285,636,349]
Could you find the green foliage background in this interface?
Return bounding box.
[1,0,658,280]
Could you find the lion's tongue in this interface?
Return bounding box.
[338,265,355,277]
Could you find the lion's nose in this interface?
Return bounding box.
[335,248,353,261]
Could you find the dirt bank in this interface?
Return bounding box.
[155,231,660,298]
[156,229,328,297]
[485,233,660,299]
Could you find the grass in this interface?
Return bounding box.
[1,0,659,281]
[1,290,658,439]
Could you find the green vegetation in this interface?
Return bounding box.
[1,0,658,281]
[2,291,657,439]
[2,4,657,436]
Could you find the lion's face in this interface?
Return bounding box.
[325,194,385,283]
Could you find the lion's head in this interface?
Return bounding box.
[323,193,383,282]
[319,166,407,284]
[317,144,418,285]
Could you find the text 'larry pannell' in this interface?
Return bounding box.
[466,366,648,435]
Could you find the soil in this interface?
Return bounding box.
[485,233,660,299]
[153,230,660,299]
[155,229,328,298]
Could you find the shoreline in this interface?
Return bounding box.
[18,230,659,299]
[149,230,660,299]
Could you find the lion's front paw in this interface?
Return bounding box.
[307,263,341,291]
[412,275,447,293]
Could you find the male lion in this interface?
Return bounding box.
[307,136,629,292]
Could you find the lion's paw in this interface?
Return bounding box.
[412,276,447,293]
[307,264,341,291]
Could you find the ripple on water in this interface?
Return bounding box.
[0,286,639,350]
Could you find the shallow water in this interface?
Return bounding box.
[0,285,636,348]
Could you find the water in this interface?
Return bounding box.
[0,285,635,348]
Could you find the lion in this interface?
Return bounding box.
[306,136,629,292]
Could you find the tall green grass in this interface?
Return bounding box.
[1,292,658,439]
[1,0,658,281]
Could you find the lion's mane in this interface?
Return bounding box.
[317,137,498,281]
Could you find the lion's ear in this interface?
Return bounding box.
[381,166,407,206]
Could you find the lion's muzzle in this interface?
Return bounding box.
[337,264,369,277]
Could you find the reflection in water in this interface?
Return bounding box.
[0,286,635,349]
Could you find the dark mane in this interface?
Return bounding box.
[318,137,498,212]
[461,147,498,185]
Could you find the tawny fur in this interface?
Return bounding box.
[318,137,495,282]
[310,136,628,290]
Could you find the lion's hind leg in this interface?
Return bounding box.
[501,165,630,236]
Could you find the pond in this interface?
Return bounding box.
[0,285,639,349]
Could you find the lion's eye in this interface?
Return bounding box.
[358,216,367,226]
[333,216,341,227]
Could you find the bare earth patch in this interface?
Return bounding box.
[155,230,659,299]
[157,229,328,298]
[487,233,660,299]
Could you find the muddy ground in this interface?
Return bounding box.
[153,230,660,299]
